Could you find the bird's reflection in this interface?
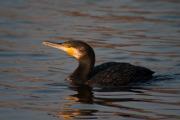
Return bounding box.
[57,85,96,120]
[73,86,95,104]
[57,85,147,120]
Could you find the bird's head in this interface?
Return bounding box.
[43,40,95,60]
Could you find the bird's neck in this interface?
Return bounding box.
[69,56,95,85]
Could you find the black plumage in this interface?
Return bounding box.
[88,62,154,86]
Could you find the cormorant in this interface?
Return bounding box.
[43,40,154,86]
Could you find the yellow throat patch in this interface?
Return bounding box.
[64,47,81,59]
[66,47,75,56]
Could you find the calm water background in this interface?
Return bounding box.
[0,0,180,120]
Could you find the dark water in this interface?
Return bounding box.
[0,0,180,120]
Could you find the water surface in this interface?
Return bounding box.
[0,0,180,120]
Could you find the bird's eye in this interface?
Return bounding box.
[63,43,71,48]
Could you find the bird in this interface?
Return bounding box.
[43,40,154,86]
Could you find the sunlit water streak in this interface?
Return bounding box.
[0,0,180,120]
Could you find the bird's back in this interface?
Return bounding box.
[87,62,154,86]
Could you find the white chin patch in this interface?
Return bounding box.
[73,49,83,59]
